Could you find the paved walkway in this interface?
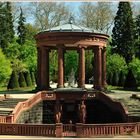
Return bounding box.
[0,135,140,140]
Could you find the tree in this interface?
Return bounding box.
[17,7,26,45]
[19,40,37,72]
[111,2,136,63]
[129,58,140,85]
[107,54,128,77]
[124,69,137,90]
[24,72,32,87]
[135,14,140,58]
[78,2,114,34]
[7,71,19,89]
[65,51,78,82]
[18,72,26,87]
[118,71,125,87]
[111,71,119,86]
[0,3,8,51]
[5,2,14,43]
[29,2,71,30]
[31,72,36,85]
[0,48,12,86]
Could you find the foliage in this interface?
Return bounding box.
[107,72,113,85]
[107,54,128,80]
[111,2,136,63]
[18,72,27,87]
[11,59,27,74]
[4,38,20,59]
[24,72,32,87]
[118,71,125,87]
[7,71,19,89]
[25,23,39,41]
[85,50,93,83]
[0,48,12,86]
[17,7,26,45]
[65,51,78,82]
[0,3,8,51]
[124,69,137,89]
[31,72,36,85]
[78,2,113,34]
[49,50,57,82]
[111,71,119,86]
[19,40,37,72]
[135,14,140,58]
[29,2,71,30]
[5,2,14,43]
[129,58,140,85]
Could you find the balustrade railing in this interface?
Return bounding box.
[0,123,139,137]
[0,123,55,136]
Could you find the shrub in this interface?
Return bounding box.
[24,72,32,87]
[7,71,19,89]
[124,69,137,90]
[19,72,27,87]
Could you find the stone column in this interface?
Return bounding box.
[78,46,85,88]
[37,47,41,89]
[102,47,107,88]
[58,46,64,88]
[41,47,50,89]
[94,46,102,90]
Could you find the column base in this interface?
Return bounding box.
[57,85,64,88]
[94,85,103,91]
[78,85,85,89]
[36,85,51,91]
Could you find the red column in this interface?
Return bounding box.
[94,46,102,90]
[78,46,85,88]
[58,47,64,88]
[41,47,50,89]
[37,47,41,89]
[102,47,107,88]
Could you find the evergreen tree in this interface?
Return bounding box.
[24,72,32,87]
[135,15,140,58]
[5,2,14,43]
[18,72,27,87]
[7,71,19,89]
[111,2,135,63]
[17,7,26,45]
[118,71,125,87]
[0,3,8,50]
[124,69,137,89]
[107,72,113,85]
[111,71,119,86]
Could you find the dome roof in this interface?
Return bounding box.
[38,17,94,33]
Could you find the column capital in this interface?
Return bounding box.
[78,45,87,49]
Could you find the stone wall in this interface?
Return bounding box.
[16,100,55,124]
[16,102,43,123]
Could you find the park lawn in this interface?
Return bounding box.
[0,86,36,94]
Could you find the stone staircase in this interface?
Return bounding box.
[113,98,140,122]
[0,98,26,116]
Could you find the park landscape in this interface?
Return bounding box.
[0,1,140,138]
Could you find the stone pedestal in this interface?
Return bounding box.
[56,123,63,137]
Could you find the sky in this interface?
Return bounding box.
[14,1,140,24]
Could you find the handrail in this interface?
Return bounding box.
[11,91,43,123]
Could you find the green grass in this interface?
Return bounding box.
[0,86,36,94]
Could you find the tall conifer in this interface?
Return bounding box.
[111,2,135,63]
[5,2,14,43]
[17,7,26,45]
